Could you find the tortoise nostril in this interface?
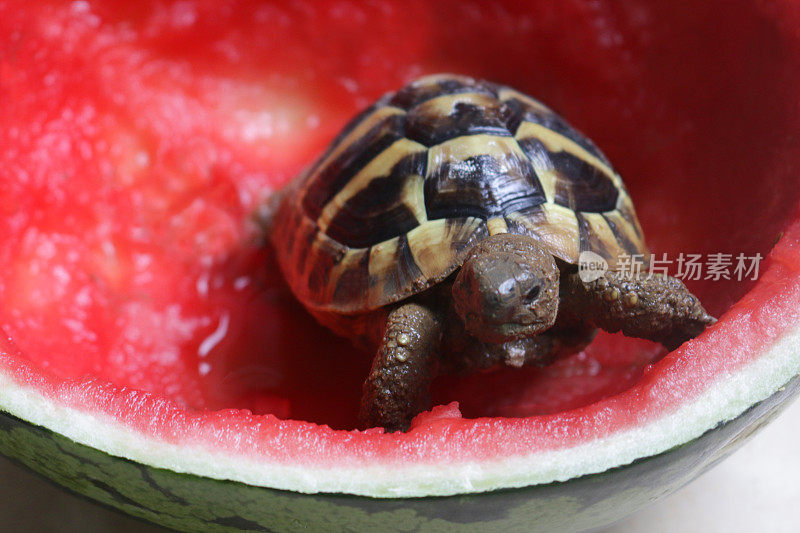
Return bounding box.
[524,285,540,304]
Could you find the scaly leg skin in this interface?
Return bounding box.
[561,270,716,351]
[359,302,442,432]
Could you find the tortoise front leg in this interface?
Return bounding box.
[359,302,442,432]
[561,270,716,351]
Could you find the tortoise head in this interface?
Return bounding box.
[452,234,560,344]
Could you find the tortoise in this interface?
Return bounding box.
[265,74,715,432]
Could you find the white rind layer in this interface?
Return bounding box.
[0,323,799,498]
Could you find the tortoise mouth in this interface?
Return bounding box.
[465,319,537,344]
[1,0,798,431]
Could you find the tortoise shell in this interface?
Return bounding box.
[273,74,647,315]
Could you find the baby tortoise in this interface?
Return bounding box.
[267,74,715,432]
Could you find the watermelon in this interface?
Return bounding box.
[1,1,799,531]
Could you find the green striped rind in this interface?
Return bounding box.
[1,376,797,533]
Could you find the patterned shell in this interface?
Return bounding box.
[273,74,647,314]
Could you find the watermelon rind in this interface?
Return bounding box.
[0,372,797,533]
[1,321,799,500]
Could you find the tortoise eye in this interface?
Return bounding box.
[524,286,541,304]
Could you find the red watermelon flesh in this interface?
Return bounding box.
[1,0,799,487]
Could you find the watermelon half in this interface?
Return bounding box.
[1,1,800,531]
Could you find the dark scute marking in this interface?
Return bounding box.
[406,99,513,147]
[446,217,490,254]
[576,213,614,261]
[324,152,427,247]
[617,199,644,239]
[516,137,553,174]
[389,77,498,110]
[394,234,424,290]
[332,250,371,303]
[301,112,406,219]
[291,224,316,277]
[279,204,304,254]
[328,201,418,249]
[505,97,610,164]
[549,150,619,213]
[425,153,546,220]
[602,213,641,256]
[281,217,296,251]
[504,205,547,236]
[305,241,338,297]
[316,98,390,157]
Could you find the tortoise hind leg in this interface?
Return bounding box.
[359,302,442,432]
[561,270,716,351]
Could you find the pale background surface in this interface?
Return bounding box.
[1,396,798,532]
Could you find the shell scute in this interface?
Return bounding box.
[424,135,546,220]
[302,107,406,219]
[320,139,428,248]
[389,74,498,110]
[274,75,647,313]
[405,92,514,147]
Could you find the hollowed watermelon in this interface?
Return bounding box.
[1,1,799,531]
